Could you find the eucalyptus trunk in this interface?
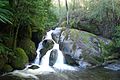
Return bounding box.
[58,0,61,23]
[65,0,69,28]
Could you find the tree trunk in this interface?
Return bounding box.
[58,0,61,23]
[65,0,69,28]
[13,24,20,50]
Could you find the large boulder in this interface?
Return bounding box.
[52,28,112,67]
[18,38,36,61]
[11,48,28,69]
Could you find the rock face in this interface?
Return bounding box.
[52,28,112,67]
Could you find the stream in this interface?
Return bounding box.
[0,68,120,80]
[0,27,120,80]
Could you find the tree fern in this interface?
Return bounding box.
[0,0,12,24]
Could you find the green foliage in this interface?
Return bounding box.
[0,0,12,24]
[0,43,12,55]
[112,25,120,48]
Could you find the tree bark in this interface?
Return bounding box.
[65,0,69,28]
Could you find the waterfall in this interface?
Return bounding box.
[5,28,76,79]
[34,27,76,70]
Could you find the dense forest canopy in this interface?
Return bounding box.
[0,0,120,74]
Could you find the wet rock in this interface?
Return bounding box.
[40,40,54,61]
[28,65,39,69]
[104,62,120,71]
[58,28,112,66]
[49,49,58,66]
[64,54,79,66]
[51,28,63,43]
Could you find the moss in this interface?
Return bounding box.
[2,64,13,72]
[11,48,28,69]
[70,29,80,41]
[98,38,113,61]
[60,21,67,27]
[81,50,102,65]
[18,38,36,61]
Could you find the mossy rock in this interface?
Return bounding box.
[18,38,36,61]
[2,64,13,72]
[11,48,28,69]
[64,54,79,66]
[60,28,113,66]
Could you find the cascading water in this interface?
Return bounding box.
[4,28,76,80]
[34,28,76,70]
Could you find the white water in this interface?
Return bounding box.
[6,28,76,79]
[34,27,76,71]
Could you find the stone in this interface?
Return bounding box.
[11,48,28,69]
[18,38,36,61]
[55,28,113,67]
[104,62,120,71]
[40,40,54,61]
[49,49,58,66]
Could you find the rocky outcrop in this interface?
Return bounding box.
[52,28,112,68]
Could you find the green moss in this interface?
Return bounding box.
[2,64,13,72]
[70,29,80,41]
[18,38,36,61]
[60,21,67,27]
[81,51,102,65]
[11,48,28,69]
[97,37,113,60]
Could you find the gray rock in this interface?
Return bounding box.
[52,28,113,67]
[49,49,58,66]
[40,40,54,61]
[104,62,120,71]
